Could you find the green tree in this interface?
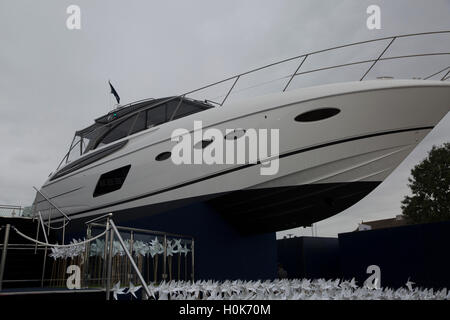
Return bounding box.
[401,143,450,224]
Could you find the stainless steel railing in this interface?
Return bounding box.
[186,30,450,102]
[53,30,450,171]
[32,186,71,245]
[0,224,11,291]
[0,205,24,218]
[73,30,450,142]
[1,212,192,300]
[193,31,450,105]
[85,214,195,300]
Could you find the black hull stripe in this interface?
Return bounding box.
[35,187,83,205]
[61,126,433,219]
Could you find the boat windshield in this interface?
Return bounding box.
[55,96,212,171]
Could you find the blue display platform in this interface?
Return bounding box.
[119,201,278,281]
[277,236,340,280]
[339,220,450,289]
[275,220,450,290]
[64,201,277,282]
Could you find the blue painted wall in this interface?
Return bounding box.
[277,237,340,279]
[339,220,450,289]
[118,201,278,281]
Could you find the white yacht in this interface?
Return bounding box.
[33,33,450,233]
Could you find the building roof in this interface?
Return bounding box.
[355,215,408,231]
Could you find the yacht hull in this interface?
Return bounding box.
[33,80,450,233]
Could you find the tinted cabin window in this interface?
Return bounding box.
[93,165,131,197]
[295,108,341,122]
[95,99,207,148]
[174,102,201,119]
[166,100,181,120]
[51,140,128,181]
[145,99,201,127]
[129,111,147,135]
[147,105,166,128]
[97,115,136,147]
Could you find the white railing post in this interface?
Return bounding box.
[0,224,11,291]
[109,220,152,299]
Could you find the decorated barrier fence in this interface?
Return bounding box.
[111,278,450,300]
[0,215,194,293]
[46,236,194,288]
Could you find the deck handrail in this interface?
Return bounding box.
[55,30,450,175]
[84,30,450,130]
[123,30,450,107]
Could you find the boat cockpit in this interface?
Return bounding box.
[54,96,213,173]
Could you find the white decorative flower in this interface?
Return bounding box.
[149,237,164,257]
[90,239,105,257]
[112,281,127,300]
[406,278,415,291]
[173,239,182,252]
[107,277,448,300]
[128,282,142,299]
[132,240,147,257]
[166,239,178,256]
[113,241,123,256]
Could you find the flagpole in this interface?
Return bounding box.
[108,80,121,107]
[108,79,112,110]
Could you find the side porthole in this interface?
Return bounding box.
[194,138,214,149]
[295,108,340,122]
[155,151,172,161]
[224,129,247,140]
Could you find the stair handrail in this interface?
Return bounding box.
[87,213,195,300]
[33,186,71,222]
[106,219,153,300]
[11,225,109,248]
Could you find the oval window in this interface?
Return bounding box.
[224,129,247,140]
[194,139,214,149]
[155,151,172,161]
[295,108,340,122]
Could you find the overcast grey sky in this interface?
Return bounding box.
[1,0,449,237]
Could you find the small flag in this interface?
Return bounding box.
[109,80,120,104]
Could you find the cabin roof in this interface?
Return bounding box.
[75,97,213,136]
